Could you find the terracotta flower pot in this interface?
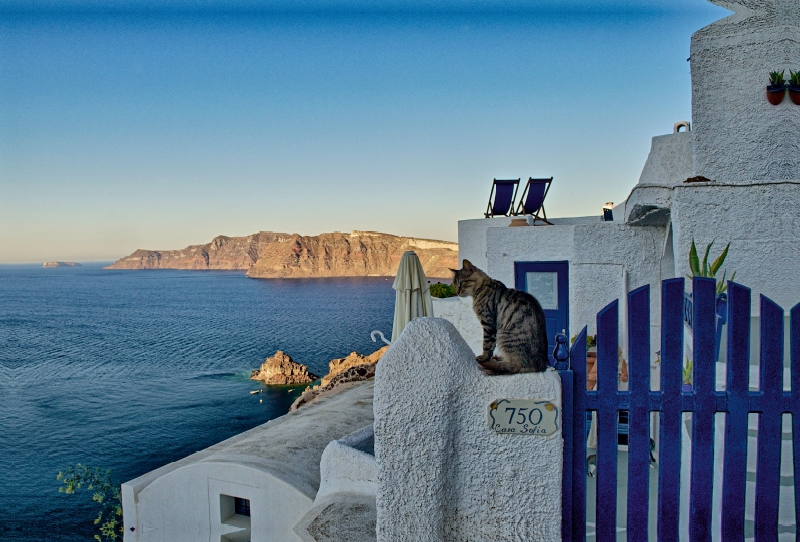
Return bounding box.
[789,86,800,106]
[766,85,786,105]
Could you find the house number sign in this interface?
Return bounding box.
[488,399,559,436]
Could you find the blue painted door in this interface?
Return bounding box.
[514,261,569,365]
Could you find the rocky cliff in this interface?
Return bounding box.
[105,232,288,271]
[290,345,389,411]
[251,351,318,385]
[105,230,458,278]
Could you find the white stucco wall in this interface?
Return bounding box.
[316,424,377,501]
[122,381,376,542]
[129,461,311,542]
[670,180,800,313]
[374,317,563,542]
[485,222,666,339]
[691,0,800,182]
[457,216,513,270]
[637,131,694,185]
[431,295,483,354]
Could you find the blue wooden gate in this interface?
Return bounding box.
[556,277,800,541]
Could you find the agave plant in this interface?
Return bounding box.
[769,70,786,88]
[790,70,800,89]
[682,357,693,386]
[687,239,736,294]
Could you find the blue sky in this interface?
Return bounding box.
[0,1,727,263]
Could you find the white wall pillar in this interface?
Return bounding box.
[374,318,563,541]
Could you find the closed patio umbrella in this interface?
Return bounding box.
[391,251,434,341]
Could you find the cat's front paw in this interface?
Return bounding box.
[476,353,492,363]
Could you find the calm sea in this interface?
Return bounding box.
[0,264,394,541]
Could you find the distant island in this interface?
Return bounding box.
[104,230,458,279]
[43,262,82,268]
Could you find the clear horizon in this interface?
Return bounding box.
[1,1,728,264]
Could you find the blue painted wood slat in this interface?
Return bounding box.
[560,278,795,542]
[791,303,800,542]
[626,286,651,542]
[560,369,574,542]
[689,277,716,542]
[754,295,784,539]
[658,278,685,542]
[595,301,619,541]
[720,282,751,541]
[570,327,588,541]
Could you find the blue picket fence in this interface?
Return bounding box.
[556,277,800,541]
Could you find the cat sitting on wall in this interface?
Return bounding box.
[451,260,549,375]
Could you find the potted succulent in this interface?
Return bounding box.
[767,70,787,105]
[789,70,800,106]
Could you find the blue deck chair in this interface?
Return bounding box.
[484,178,520,218]
[515,177,553,225]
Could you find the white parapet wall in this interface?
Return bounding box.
[374,317,563,542]
[431,296,483,354]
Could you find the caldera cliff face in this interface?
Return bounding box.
[105,230,458,279]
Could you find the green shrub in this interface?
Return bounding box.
[429,282,456,298]
[57,464,122,541]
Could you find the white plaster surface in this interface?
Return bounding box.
[316,424,377,501]
[374,317,563,542]
[624,184,673,223]
[457,216,512,270]
[122,381,376,542]
[431,295,483,354]
[485,222,666,338]
[295,425,379,541]
[636,132,694,186]
[294,493,377,542]
[691,0,800,182]
[670,181,800,312]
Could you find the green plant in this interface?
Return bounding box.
[769,70,786,87]
[682,357,693,385]
[570,333,597,350]
[429,282,456,298]
[57,464,123,541]
[687,239,736,294]
[789,70,800,88]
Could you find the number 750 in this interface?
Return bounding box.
[505,407,543,426]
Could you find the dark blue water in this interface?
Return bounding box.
[0,264,394,541]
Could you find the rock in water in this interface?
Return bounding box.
[251,351,318,385]
[43,262,81,267]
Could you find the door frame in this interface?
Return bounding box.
[514,260,570,364]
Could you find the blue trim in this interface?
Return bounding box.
[514,261,569,366]
[559,278,797,541]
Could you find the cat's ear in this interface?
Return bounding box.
[462,259,474,270]
[449,268,459,274]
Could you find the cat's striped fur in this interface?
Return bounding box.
[451,259,549,374]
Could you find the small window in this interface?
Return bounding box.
[234,497,250,517]
[525,271,559,310]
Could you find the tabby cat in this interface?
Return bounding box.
[451,259,549,374]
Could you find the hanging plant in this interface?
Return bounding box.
[767,70,787,105]
[788,70,800,106]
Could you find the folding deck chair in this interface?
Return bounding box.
[514,177,553,225]
[484,178,520,218]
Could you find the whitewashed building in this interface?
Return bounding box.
[122,1,798,540]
